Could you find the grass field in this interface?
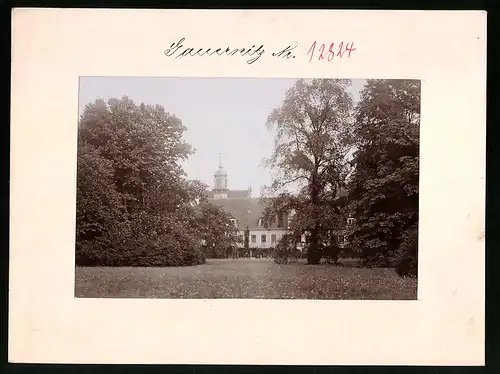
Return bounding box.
[75,259,417,299]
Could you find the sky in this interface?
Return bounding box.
[78,77,366,196]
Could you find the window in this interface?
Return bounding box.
[251,235,256,243]
[347,218,355,225]
[229,218,237,227]
[261,234,267,243]
[238,234,243,242]
[271,234,277,243]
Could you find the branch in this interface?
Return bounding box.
[269,174,310,193]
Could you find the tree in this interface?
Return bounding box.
[78,97,193,214]
[263,79,355,264]
[347,79,420,267]
[394,222,418,277]
[76,96,206,266]
[196,202,238,258]
[75,142,125,265]
[274,233,302,264]
[244,226,250,250]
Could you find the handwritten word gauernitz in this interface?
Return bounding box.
[307,41,356,62]
[164,38,265,64]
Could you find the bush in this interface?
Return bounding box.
[394,228,418,277]
[76,238,206,267]
[76,215,207,267]
[75,239,110,266]
[274,234,301,264]
[249,247,272,258]
[203,244,238,259]
[321,243,341,265]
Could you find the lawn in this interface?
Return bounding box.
[75,258,417,300]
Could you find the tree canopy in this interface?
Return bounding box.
[262,79,355,264]
[196,201,238,258]
[264,78,420,273]
[347,79,420,267]
[76,96,235,267]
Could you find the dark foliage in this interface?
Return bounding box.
[264,79,420,271]
[274,234,303,264]
[244,226,250,250]
[394,225,418,277]
[348,79,420,268]
[76,97,232,267]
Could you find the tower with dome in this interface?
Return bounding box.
[205,154,291,252]
[207,154,253,199]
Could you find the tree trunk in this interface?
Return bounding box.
[307,175,322,265]
[244,228,250,250]
[307,227,322,264]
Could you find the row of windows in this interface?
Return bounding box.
[237,233,281,244]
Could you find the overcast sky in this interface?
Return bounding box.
[79,77,366,196]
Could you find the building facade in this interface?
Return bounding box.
[204,156,353,256]
[206,157,290,250]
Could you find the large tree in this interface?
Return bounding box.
[76,96,223,266]
[347,79,420,267]
[75,142,125,265]
[78,97,193,214]
[196,202,238,258]
[263,79,355,264]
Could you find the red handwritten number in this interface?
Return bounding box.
[318,44,326,60]
[345,42,356,57]
[336,42,344,58]
[307,41,316,62]
[327,43,335,61]
[308,41,355,61]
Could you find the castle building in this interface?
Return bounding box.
[206,155,290,250]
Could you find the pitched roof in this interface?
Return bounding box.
[205,188,347,229]
[227,190,251,198]
[207,197,286,230]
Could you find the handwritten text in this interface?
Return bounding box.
[306,41,356,62]
[163,39,356,64]
[164,38,265,64]
[272,42,298,60]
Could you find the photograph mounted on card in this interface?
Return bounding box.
[10,9,485,365]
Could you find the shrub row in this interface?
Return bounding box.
[76,236,206,267]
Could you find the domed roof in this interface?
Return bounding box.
[214,166,227,176]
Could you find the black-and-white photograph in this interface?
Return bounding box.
[75,77,420,300]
